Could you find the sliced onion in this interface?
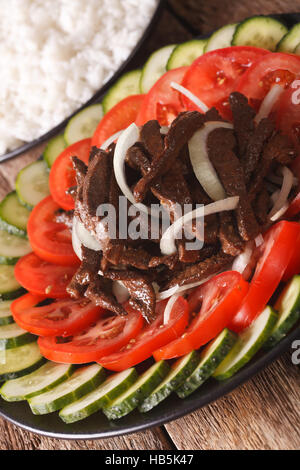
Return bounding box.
[160,126,169,135]
[269,166,294,220]
[160,196,239,255]
[270,202,290,222]
[101,130,124,151]
[254,234,264,247]
[112,281,130,303]
[254,84,284,124]
[163,293,180,324]
[170,81,209,113]
[188,122,233,201]
[72,220,83,260]
[232,242,254,274]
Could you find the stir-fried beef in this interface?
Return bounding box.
[67,246,101,299]
[253,189,270,225]
[218,211,244,255]
[229,92,256,158]
[85,275,126,316]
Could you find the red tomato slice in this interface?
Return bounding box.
[230,221,300,332]
[275,80,300,152]
[237,53,300,111]
[99,296,189,371]
[27,195,79,266]
[11,293,103,337]
[38,305,144,363]
[282,232,300,281]
[91,94,144,148]
[14,253,77,299]
[49,138,91,211]
[181,46,269,118]
[135,67,188,126]
[153,272,248,361]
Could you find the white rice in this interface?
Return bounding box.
[0,0,158,155]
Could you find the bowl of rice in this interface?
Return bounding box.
[0,0,161,159]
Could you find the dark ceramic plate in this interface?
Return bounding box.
[0,11,300,439]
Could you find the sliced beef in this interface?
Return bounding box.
[84,275,126,316]
[229,92,255,158]
[166,251,233,288]
[253,189,270,225]
[140,119,164,157]
[148,253,179,270]
[177,243,217,264]
[207,127,260,241]
[67,247,101,299]
[72,156,88,202]
[218,211,244,255]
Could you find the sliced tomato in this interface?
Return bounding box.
[230,221,300,332]
[275,80,300,152]
[135,67,188,126]
[282,232,300,281]
[38,305,144,363]
[11,293,103,337]
[27,195,79,266]
[91,94,144,148]
[49,138,91,211]
[153,272,248,361]
[14,253,77,299]
[237,53,300,112]
[181,46,269,118]
[99,296,189,371]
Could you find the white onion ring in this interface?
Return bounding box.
[269,166,294,220]
[232,242,254,274]
[112,281,130,303]
[170,81,209,113]
[188,122,233,201]
[157,276,214,301]
[163,293,180,324]
[254,234,264,247]
[101,130,124,150]
[255,85,284,124]
[160,196,239,255]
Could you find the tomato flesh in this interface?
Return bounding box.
[99,296,189,371]
[27,195,79,266]
[91,94,144,148]
[230,221,300,332]
[11,293,103,337]
[49,138,91,211]
[275,81,300,152]
[38,305,144,363]
[14,253,77,299]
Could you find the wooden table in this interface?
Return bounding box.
[0,0,299,450]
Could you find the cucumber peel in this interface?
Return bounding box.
[102,71,141,113]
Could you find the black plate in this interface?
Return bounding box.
[0,11,300,440]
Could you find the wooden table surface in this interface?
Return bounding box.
[0,0,299,451]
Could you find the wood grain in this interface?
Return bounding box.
[0,0,299,450]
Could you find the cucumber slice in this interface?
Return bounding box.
[0,342,44,382]
[264,276,300,349]
[139,351,200,412]
[0,322,35,350]
[140,45,176,93]
[103,361,170,420]
[59,368,138,424]
[0,192,31,237]
[213,306,278,381]
[64,104,103,145]
[43,135,66,168]
[102,71,141,113]
[16,160,50,209]
[28,364,105,415]
[294,42,300,54]
[0,265,25,300]
[205,23,238,52]
[232,16,288,51]
[277,22,300,52]
[0,362,74,402]
[0,300,14,326]
[167,39,207,70]
[176,329,237,398]
[0,229,31,265]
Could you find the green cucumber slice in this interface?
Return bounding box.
[0,300,14,326]
[16,160,50,209]
[103,361,170,420]
[264,276,300,349]
[0,342,44,382]
[213,306,278,381]
[167,39,207,69]
[59,368,138,424]
[43,135,66,168]
[0,322,35,350]
[64,104,103,145]
[102,71,141,113]
[176,329,237,398]
[0,192,31,237]
[0,265,25,300]
[140,45,176,93]
[232,16,288,51]
[139,351,200,412]
[28,364,105,415]
[0,362,74,402]
[0,229,31,265]
[277,22,300,52]
[205,23,238,52]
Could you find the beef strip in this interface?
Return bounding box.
[207,127,260,241]
[140,119,164,157]
[218,211,244,255]
[72,156,87,202]
[67,247,101,299]
[229,92,256,158]
[84,275,126,316]
[166,251,233,288]
[253,188,270,225]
